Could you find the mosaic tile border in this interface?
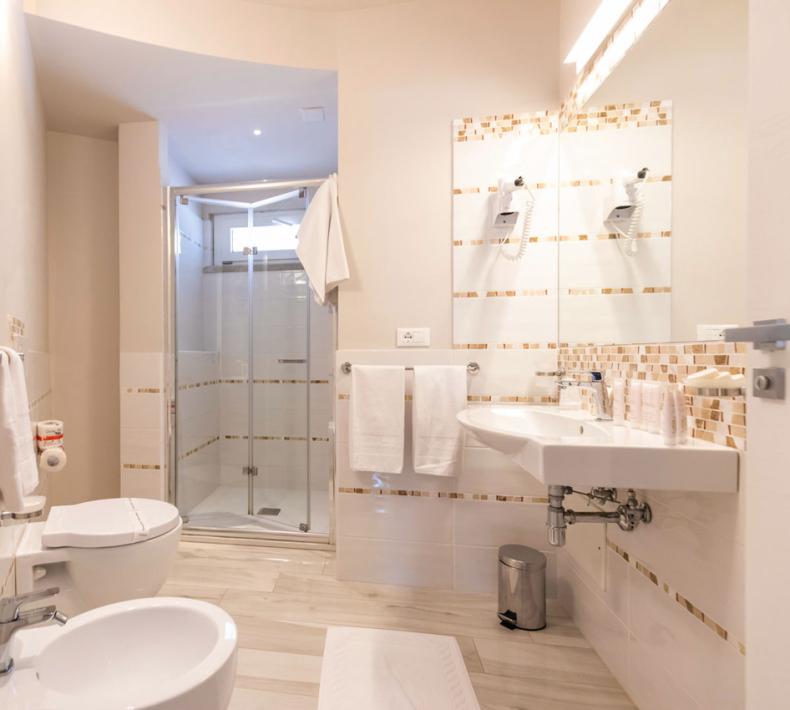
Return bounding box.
[608,541,745,657]
[452,231,670,247]
[563,100,672,133]
[452,175,670,195]
[337,393,557,405]
[338,487,549,504]
[453,342,558,351]
[558,341,747,450]
[453,110,559,142]
[220,379,330,385]
[178,435,220,461]
[121,463,161,471]
[222,434,330,443]
[178,379,219,391]
[453,287,670,299]
[125,387,161,394]
[28,389,52,411]
[7,315,25,347]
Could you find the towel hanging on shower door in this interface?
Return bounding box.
[296,173,350,304]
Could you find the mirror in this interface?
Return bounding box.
[558,0,747,345]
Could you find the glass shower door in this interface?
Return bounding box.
[250,255,311,532]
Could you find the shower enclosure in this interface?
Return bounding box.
[166,179,334,543]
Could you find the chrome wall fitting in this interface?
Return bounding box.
[546,485,652,547]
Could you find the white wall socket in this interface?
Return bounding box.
[397,327,430,347]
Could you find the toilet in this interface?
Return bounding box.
[15,498,182,616]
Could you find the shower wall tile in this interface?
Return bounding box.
[120,351,166,499]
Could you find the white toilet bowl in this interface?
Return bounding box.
[15,498,182,616]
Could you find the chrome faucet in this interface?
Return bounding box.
[0,587,68,675]
[559,370,613,421]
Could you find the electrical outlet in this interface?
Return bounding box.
[397,328,430,347]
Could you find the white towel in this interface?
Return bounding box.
[350,366,405,473]
[0,348,38,511]
[296,173,350,304]
[412,366,467,476]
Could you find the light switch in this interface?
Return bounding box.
[397,328,430,347]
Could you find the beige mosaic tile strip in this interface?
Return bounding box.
[178,230,202,250]
[178,379,219,391]
[338,487,548,504]
[338,393,557,405]
[178,435,220,461]
[453,342,558,350]
[453,235,558,246]
[560,174,672,187]
[121,463,161,470]
[222,434,330,443]
[28,389,52,411]
[558,341,747,451]
[453,110,559,142]
[608,541,744,656]
[125,387,161,394]
[220,379,329,385]
[453,287,669,299]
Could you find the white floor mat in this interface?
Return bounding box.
[318,627,481,710]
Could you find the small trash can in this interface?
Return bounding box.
[497,544,547,631]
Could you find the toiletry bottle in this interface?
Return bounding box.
[674,385,688,444]
[613,379,625,425]
[646,383,661,434]
[662,384,677,445]
[629,380,643,430]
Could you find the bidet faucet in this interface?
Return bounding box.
[0,587,68,675]
[559,370,613,421]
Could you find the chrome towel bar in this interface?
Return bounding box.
[340,361,479,375]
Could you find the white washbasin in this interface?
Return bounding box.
[0,597,238,710]
[458,405,739,492]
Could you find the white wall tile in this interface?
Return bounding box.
[336,536,453,589]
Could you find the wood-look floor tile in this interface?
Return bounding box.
[474,637,622,689]
[227,686,318,710]
[221,588,539,644]
[157,581,227,603]
[236,648,323,684]
[470,672,636,709]
[162,541,631,708]
[233,616,327,656]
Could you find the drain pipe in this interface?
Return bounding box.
[546,485,652,547]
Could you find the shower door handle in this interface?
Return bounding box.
[278,359,307,364]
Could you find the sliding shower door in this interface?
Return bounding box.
[172,191,332,538]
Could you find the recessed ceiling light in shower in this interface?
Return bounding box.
[252,128,262,136]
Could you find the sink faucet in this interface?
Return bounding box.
[559,370,613,421]
[0,587,68,675]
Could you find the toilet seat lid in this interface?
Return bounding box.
[42,498,181,549]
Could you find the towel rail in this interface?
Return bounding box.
[340,361,479,375]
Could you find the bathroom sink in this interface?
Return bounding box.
[458,405,739,492]
[0,597,237,710]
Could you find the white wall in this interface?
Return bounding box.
[23,0,337,70]
[46,131,120,505]
[335,0,561,349]
[745,1,790,706]
[118,121,168,499]
[0,0,49,597]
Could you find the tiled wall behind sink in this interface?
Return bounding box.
[556,340,747,710]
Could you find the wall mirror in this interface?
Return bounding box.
[558,0,747,346]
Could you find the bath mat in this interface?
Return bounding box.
[318,627,481,710]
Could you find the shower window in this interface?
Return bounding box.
[214,208,304,264]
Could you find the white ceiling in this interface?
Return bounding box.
[26,16,338,184]
[240,0,406,10]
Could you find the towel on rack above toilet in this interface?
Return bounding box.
[412,366,467,476]
[0,347,38,511]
